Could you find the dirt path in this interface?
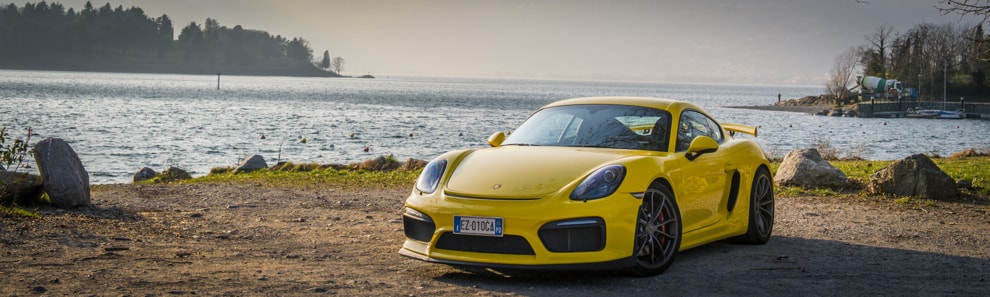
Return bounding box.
[2,183,989,296]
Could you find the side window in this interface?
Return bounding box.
[675,111,723,151]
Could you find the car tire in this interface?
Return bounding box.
[625,182,681,277]
[735,167,774,244]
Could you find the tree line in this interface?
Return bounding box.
[828,1,990,102]
[0,1,344,75]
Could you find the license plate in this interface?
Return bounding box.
[454,216,503,237]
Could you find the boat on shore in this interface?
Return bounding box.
[907,108,963,119]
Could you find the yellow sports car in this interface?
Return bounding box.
[399,96,774,276]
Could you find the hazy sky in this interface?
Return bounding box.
[45,0,980,84]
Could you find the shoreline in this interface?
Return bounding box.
[725,104,833,114]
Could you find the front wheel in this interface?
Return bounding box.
[736,167,774,244]
[625,183,681,277]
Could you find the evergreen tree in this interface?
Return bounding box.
[0,1,327,75]
[156,14,173,58]
[320,50,331,69]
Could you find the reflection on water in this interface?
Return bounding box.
[2,70,988,184]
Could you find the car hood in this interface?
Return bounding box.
[445,146,633,199]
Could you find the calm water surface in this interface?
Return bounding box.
[2,70,988,184]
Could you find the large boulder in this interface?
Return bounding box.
[133,167,157,183]
[868,154,958,200]
[774,148,848,188]
[0,171,44,204]
[33,138,90,208]
[234,155,268,174]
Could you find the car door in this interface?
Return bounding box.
[671,110,728,232]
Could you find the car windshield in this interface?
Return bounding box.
[503,104,671,151]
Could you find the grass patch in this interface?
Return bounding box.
[187,164,420,190]
[776,186,838,197]
[929,157,990,190]
[0,205,40,218]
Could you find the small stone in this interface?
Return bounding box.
[31,286,46,292]
[234,155,268,174]
[133,166,157,182]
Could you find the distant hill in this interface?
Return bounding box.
[0,1,342,77]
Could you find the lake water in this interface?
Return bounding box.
[2,69,989,184]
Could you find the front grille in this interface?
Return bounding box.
[435,233,535,255]
[538,217,606,252]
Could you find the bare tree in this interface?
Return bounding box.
[332,56,345,74]
[939,0,990,23]
[826,46,863,103]
[939,0,990,60]
[865,24,895,77]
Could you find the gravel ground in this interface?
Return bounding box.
[2,182,989,296]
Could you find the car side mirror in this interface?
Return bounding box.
[487,132,506,147]
[685,136,718,161]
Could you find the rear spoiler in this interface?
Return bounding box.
[722,123,758,137]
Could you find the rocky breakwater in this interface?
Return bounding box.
[777,95,860,117]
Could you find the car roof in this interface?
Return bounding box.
[541,96,704,115]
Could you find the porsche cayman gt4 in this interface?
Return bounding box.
[399,96,774,276]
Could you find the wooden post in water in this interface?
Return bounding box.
[217,73,221,90]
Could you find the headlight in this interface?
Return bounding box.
[415,159,447,194]
[570,165,626,201]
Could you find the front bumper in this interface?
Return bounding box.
[399,192,642,268]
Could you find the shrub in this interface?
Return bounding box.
[949,147,990,158]
[811,136,839,161]
[0,127,32,172]
[1,127,34,205]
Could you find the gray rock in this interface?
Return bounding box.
[160,166,192,181]
[32,138,90,208]
[400,158,428,171]
[133,167,157,183]
[0,171,44,203]
[868,154,958,200]
[354,156,401,171]
[234,155,267,174]
[774,148,848,188]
